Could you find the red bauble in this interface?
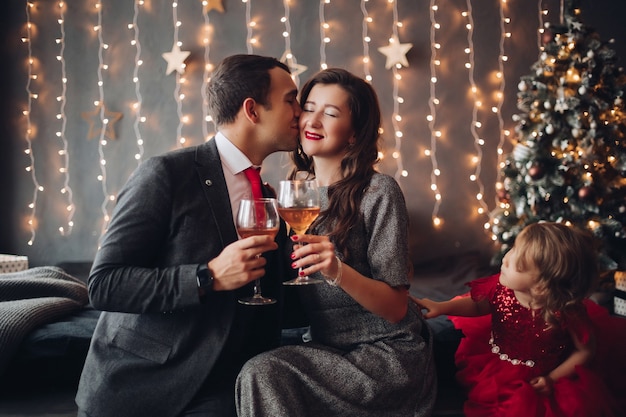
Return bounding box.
[578,186,596,201]
[542,30,553,45]
[528,163,545,180]
[497,189,509,203]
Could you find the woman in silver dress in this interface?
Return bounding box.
[236,68,436,417]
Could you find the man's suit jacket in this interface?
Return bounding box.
[75,139,290,417]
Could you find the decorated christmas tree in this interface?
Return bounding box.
[490,0,626,273]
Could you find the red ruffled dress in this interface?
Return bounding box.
[449,274,626,417]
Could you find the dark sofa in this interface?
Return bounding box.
[2,256,488,416]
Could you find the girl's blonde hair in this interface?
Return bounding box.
[512,222,598,326]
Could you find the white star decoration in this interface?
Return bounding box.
[280,50,308,79]
[162,43,191,75]
[288,61,308,79]
[378,35,413,70]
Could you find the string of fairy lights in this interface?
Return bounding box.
[426,0,442,227]
[280,0,303,87]
[55,1,75,237]
[319,0,329,70]
[462,1,490,224]
[360,0,373,83]
[492,0,511,232]
[201,0,215,139]
[92,0,116,237]
[17,0,560,248]
[537,0,546,51]
[171,2,187,148]
[387,0,407,182]
[244,0,255,54]
[129,0,145,165]
[22,1,41,246]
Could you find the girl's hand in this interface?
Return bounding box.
[290,234,340,280]
[410,296,443,319]
[529,375,553,395]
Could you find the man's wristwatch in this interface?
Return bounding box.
[196,263,214,297]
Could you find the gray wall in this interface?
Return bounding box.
[1,0,625,268]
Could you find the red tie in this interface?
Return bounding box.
[243,167,266,224]
[243,167,264,200]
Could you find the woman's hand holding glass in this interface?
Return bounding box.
[289,233,342,285]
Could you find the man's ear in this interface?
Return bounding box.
[243,98,259,122]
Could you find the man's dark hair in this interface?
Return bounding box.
[207,54,291,126]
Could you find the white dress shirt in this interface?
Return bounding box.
[214,132,259,227]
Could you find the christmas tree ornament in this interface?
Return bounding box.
[578,185,596,201]
[512,143,532,161]
[528,163,545,180]
[496,189,510,204]
[558,48,570,60]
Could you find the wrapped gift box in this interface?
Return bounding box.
[614,270,626,317]
[0,254,29,274]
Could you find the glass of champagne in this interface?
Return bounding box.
[236,198,280,305]
[277,180,324,285]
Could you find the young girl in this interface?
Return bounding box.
[236,68,436,417]
[415,222,626,417]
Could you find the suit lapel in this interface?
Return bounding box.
[261,182,277,199]
[195,139,238,247]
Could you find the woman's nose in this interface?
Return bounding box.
[307,114,322,128]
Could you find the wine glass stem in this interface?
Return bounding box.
[253,278,262,297]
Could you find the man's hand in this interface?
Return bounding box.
[208,236,278,291]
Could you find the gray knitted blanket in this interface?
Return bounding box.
[0,266,88,374]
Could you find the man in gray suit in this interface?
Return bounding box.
[76,54,302,417]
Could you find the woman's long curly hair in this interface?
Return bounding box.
[512,222,599,327]
[289,68,382,259]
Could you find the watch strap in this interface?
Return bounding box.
[196,263,214,297]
